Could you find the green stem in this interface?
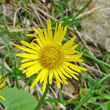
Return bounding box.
[14,56,19,88]
[34,82,50,110]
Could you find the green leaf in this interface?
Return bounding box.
[0,87,38,110]
[107,100,110,110]
[58,0,65,20]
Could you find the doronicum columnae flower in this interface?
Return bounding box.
[0,75,7,101]
[14,20,87,92]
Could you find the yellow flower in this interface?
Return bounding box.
[0,75,7,101]
[14,20,87,92]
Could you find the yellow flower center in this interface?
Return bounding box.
[39,44,64,69]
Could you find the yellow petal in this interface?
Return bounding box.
[58,22,62,32]
[20,40,40,52]
[53,23,62,43]
[58,25,67,43]
[71,74,79,80]
[30,72,42,90]
[32,38,43,47]
[0,78,7,89]
[62,36,76,49]
[26,64,43,77]
[38,28,47,44]
[0,82,5,89]
[59,66,72,78]
[64,62,87,72]
[33,27,46,45]
[32,27,46,46]
[43,29,50,44]
[22,62,41,73]
[56,78,61,88]
[65,53,84,62]
[62,65,79,80]
[56,69,69,85]
[20,59,35,63]
[19,61,38,70]
[0,96,6,101]
[40,68,48,83]
[13,44,38,54]
[16,53,39,59]
[65,53,83,59]
[49,70,54,85]
[64,44,78,55]
[53,70,63,83]
[62,78,69,85]
[43,76,48,92]
[66,59,84,62]
[47,19,53,43]
[62,65,79,75]
[31,42,41,51]
[54,23,58,37]
[26,34,38,37]
[57,69,67,79]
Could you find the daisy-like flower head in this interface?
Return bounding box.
[14,20,87,92]
[0,75,7,101]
